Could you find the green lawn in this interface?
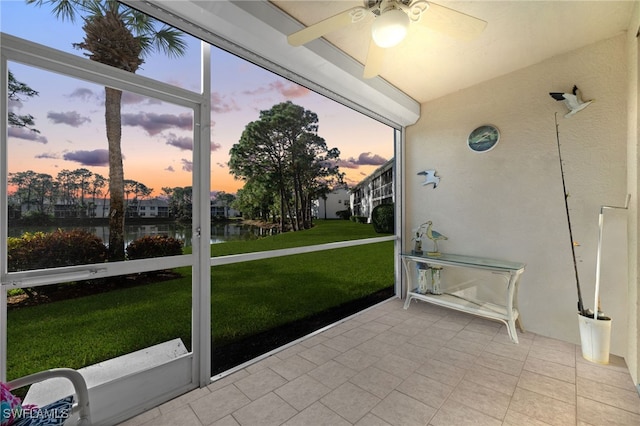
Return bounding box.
[7,220,394,380]
[211,241,393,342]
[209,218,389,256]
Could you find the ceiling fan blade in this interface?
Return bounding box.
[287,7,366,46]
[418,2,487,41]
[363,38,385,79]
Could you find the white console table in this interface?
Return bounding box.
[401,252,526,343]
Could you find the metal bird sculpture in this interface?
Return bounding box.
[417,170,440,188]
[425,221,447,255]
[549,85,594,118]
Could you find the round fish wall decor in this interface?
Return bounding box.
[467,125,500,153]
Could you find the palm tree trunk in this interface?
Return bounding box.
[105,87,125,261]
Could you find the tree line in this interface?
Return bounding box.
[8,167,237,224]
[9,168,152,218]
[9,101,348,232]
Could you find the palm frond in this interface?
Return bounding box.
[150,27,188,58]
[27,0,187,60]
[117,5,187,58]
[83,0,109,16]
[26,0,79,22]
[124,10,157,36]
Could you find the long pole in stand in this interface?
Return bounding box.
[594,195,630,319]
[555,113,585,316]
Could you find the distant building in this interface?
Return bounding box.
[211,200,240,219]
[313,188,350,219]
[350,158,394,222]
[20,197,170,219]
[134,199,170,218]
[17,199,108,219]
[18,197,242,220]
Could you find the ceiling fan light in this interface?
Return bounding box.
[371,9,410,48]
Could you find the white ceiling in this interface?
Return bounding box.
[134,1,634,126]
[270,1,634,103]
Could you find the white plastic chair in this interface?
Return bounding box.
[6,368,91,426]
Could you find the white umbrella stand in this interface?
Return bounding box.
[578,195,630,364]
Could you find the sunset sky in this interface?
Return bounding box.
[2,1,394,197]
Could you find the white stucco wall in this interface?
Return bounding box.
[626,2,640,388]
[405,34,629,355]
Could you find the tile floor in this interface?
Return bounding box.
[118,298,640,426]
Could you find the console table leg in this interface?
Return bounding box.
[403,296,413,310]
[506,320,519,344]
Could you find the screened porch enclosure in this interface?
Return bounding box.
[1,2,403,423]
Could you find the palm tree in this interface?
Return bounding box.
[27,0,187,260]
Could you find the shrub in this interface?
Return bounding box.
[335,208,351,220]
[8,230,108,298]
[371,203,394,234]
[126,235,183,260]
[7,229,108,272]
[350,215,368,224]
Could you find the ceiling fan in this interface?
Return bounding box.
[287,0,487,79]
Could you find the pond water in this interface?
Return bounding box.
[8,222,272,247]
